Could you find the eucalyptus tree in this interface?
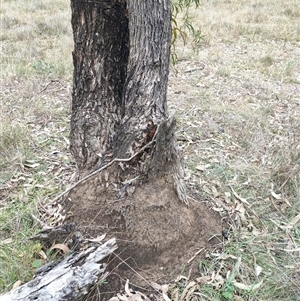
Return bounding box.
[70,0,201,204]
[68,1,207,271]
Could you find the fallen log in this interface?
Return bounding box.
[0,238,117,301]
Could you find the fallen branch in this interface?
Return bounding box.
[0,238,118,301]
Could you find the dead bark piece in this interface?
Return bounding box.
[0,238,117,301]
[147,118,188,205]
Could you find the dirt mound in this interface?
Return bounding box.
[63,166,222,298]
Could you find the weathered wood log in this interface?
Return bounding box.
[0,238,117,301]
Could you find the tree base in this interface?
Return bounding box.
[63,168,222,296]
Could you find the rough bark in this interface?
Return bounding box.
[70,0,129,170]
[113,0,171,158]
[0,239,117,301]
[70,0,187,203]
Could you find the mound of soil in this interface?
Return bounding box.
[63,166,222,298]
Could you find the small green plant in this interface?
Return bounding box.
[31,60,55,75]
[221,281,235,300]
[261,55,274,67]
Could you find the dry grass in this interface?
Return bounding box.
[0,0,74,291]
[168,0,300,299]
[0,0,73,78]
[0,0,300,299]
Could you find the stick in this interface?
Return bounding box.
[49,126,159,204]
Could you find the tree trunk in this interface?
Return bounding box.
[70,1,186,204]
[64,1,222,290]
[112,0,171,159]
[70,0,129,171]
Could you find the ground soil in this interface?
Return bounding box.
[63,162,223,298]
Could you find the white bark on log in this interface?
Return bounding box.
[0,238,117,301]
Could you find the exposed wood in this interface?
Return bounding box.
[0,238,117,301]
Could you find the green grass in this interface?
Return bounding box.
[0,203,42,290]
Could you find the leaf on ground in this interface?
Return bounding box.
[12,280,22,289]
[196,275,212,284]
[224,191,231,203]
[10,176,26,183]
[287,213,300,229]
[111,280,151,301]
[232,279,263,291]
[283,247,300,252]
[162,293,172,301]
[235,203,247,223]
[124,279,132,296]
[230,186,250,206]
[1,238,13,244]
[38,250,48,260]
[212,253,239,260]
[196,164,210,171]
[211,185,220,197]
[150,282,169,294]
[255,265,263,277]
[179,281,197,301]
[50,243,70,254]
[271,213,300,230]
[212,207,224,212]
[270,189,281,200]
[24,163,40,169]
[86,234,106,244]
